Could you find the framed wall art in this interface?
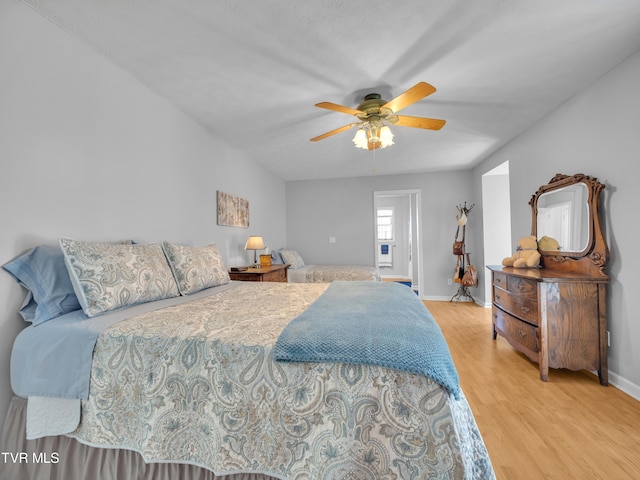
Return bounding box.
[216,190,249,228]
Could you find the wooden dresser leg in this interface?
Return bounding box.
[539,367,549,382]
[492,313,498,339]
[598,369,609,386]
[539,346,549,382]
[598,286,608,386]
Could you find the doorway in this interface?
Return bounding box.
[373,189,422,296]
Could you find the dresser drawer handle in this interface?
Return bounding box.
[495,293,501,301]
[521,306,530,314]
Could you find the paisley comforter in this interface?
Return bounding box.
[69,282,494,479]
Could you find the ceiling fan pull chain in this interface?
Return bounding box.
[371,143,377,173]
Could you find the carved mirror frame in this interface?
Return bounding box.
[530,173,608,277]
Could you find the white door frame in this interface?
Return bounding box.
[373,189,423,297]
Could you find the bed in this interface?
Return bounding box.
[277,249,380,283]
[2,240,494,479]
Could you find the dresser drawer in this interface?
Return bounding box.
[506,275,537,297]
[492,271,507,289]
[228,265,288,282]
[262,267,287,282]
[493,285,539,325]
[229,272,262,281]
[493,307,539,361]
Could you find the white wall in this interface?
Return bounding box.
[286,170,476,301]
[0,1,286,426]
[472,50,640,397]
[481,171,512,306]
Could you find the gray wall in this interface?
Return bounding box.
[286,171,475,300]
[0,1,286,426]
[472,50,640,397]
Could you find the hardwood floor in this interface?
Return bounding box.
[425,300,640,480]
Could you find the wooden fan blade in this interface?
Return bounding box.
[394,115,446,130]
[383,82,436,113]
[315,102,363,116]
[310,123,359,142]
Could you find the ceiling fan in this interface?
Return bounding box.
[310,82,446,150]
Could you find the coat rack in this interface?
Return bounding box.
[451,202,477,303]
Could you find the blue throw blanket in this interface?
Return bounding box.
[274,281,461,399]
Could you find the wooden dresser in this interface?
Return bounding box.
[487,265,608,385]
[489,173,610,385]
[228,264,288,282]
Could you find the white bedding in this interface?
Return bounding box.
[287,264,380,282]
[26,396,79,440]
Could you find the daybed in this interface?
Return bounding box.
[276,249,380,283]
[1,239,494,479]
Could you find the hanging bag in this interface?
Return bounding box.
[453,255,464,283]
[453,225,465,255]
[461,253,478,287]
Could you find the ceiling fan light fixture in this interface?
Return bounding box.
[353,120,393,149]
[367,121,380,144]
[379,125,394,148]
[353,128,368,149]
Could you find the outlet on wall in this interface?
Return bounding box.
[447,278,453,286]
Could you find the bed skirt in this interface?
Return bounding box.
[0,397,278,480]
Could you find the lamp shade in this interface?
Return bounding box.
[352,128,368,149]
[379,125,394,148]
[244,236,265,250]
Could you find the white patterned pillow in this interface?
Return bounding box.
[60,238,180,317]
[162,241,230,295]
[279,249,305,269]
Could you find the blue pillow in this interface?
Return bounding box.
[3,245,82,326]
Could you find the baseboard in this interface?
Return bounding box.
[595,370,640,402]
[423,295,453,302]
[423,295,479,304]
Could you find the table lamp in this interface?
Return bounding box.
[244,236,265,268]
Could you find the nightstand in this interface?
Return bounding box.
[228,264,289,282]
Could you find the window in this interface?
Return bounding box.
[377,208,394,241]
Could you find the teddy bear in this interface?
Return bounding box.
[502,235,541,268]
[538,235,560,251]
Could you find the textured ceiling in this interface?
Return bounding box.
[23,0,640,180]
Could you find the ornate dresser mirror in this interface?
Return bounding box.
[530,173,608,277]
[488,173,609,385]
